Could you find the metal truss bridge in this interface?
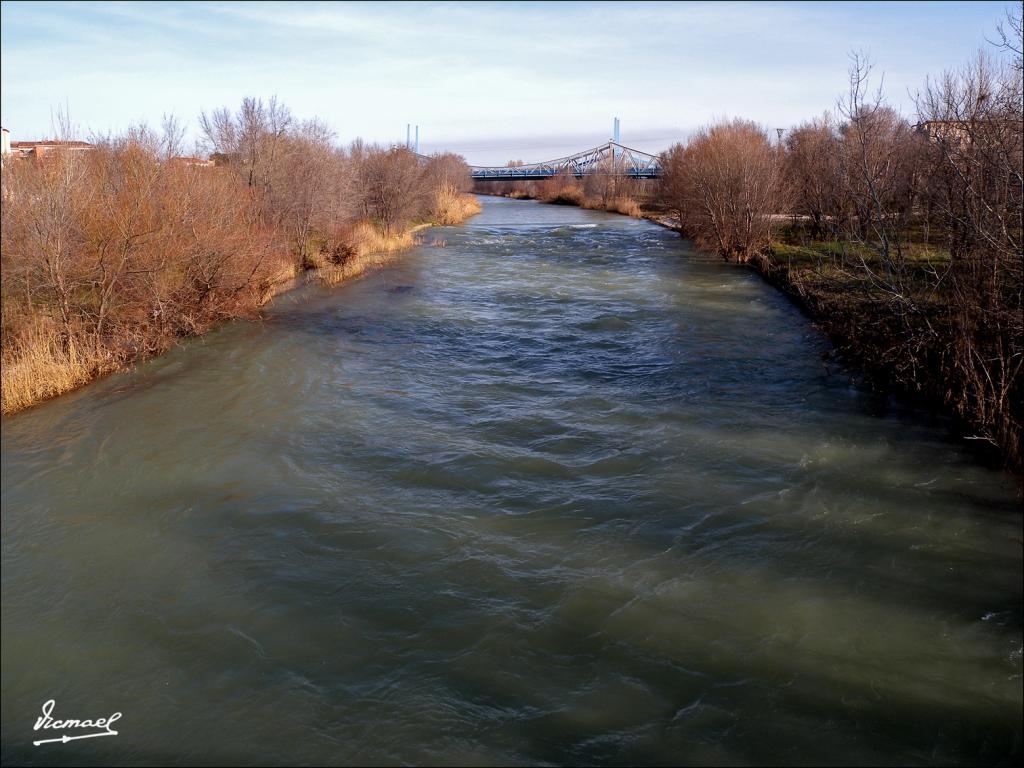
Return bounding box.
[469,141,661,181]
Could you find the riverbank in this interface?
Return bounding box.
[479,190,1022,477]
[267,217,471,297]
[475,185,648,219]
[700,228,1022,479]
[754,234,1021,476]
[1,196,481,416]
[476,187,684,234]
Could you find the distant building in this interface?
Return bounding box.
[914,118,1021,149]
[171,156,215,168]
[9,139,95,160]
[1,131,216,169]
[914,120,972,146]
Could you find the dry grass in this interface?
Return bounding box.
[482,183,646,220]
[432,185,482,225]
[2,254,295,416]
[1,320,110,414]
[523,174,644,218]
[317,191,480,287]
[545,187,586,206]
[580,195,643,217]
[605,196,642,217]
[351,220,420,255]
[316,221,421,286]
[259,258,302,302]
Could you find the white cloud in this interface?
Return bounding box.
[1,0,1013,164]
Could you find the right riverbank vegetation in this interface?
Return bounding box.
[0,98,479,414]
[479,13,1023,475]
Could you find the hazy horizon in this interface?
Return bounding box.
[1,0,1016,165]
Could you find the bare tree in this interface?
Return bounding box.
[915,49,1023,461]
[268,119,340,267]
[160,113,186,161]
[670,119,785,264]
[3,96,481,413]
[422,153,475,224]
[199,96,293,196]
[656,144,687,230]
[355,146,429,233]
[1,146,92,350]
[784,115,842,238]
[422,152,472,194]
[836,54,922,262]
[987,5,1023,70]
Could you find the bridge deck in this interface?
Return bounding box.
[469,141,661,181]
[471,168,660,180]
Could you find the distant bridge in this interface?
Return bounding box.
[469,141,661,181]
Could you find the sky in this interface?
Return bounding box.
[0,1,1016,165]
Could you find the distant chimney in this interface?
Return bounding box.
[406,123,410,148]
[1,127,10,157]
[415,125,419,154]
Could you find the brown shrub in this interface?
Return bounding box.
[659,120,785,264]
[784,116,843,237]
[1,136,281,413]
[432,183,482,225]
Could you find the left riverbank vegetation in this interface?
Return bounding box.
[0,99,480,414]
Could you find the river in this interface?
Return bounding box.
[2,196,1021,766]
